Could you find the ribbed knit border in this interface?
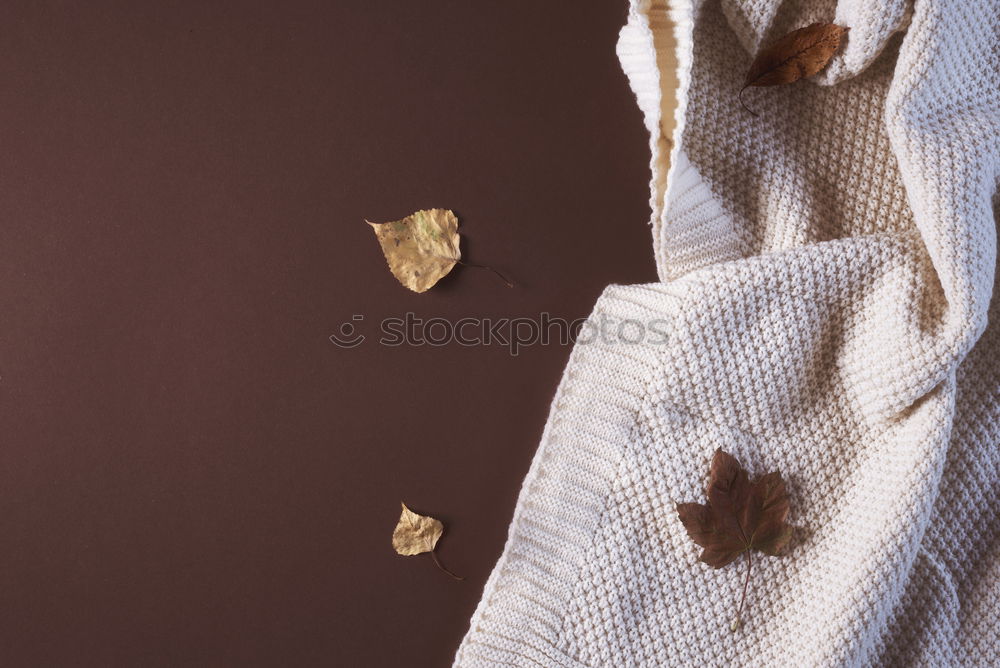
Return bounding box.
[617,1,670,278]
[617,0,699,281]
[452,285,684,667]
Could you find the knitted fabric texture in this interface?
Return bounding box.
[454,0,1000,665]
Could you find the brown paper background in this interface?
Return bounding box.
[0,1,667,665]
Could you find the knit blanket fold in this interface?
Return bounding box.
[454,1,999,665]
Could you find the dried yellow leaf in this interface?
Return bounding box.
[392,502,444,556]
[391,502,463,579]
[367,209,460,293]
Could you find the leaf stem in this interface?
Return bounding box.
[738,87,759,117]
[732,549,752,631]
[429,549,464,581]
[454,259,514,288]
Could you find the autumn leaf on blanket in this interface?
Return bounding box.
[740,23,849,115]
[367,209,461,293]
[392,502,463,580]
[676,449,792,629]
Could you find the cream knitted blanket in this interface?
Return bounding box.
[455,0,1000,665]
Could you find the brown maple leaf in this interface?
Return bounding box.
[676,449,792,629]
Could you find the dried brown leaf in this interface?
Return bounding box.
[391,502,463,580]
[740,23,849,114]
[392,502,444,555]
[367,209,460,293]
[676,449,793,629]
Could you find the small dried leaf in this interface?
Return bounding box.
[676,449,793,629]
[740,23,848,113]
[392,502,444,556]
[676,449,792,567]
[367,208,460,293]
[743,23,848,89]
